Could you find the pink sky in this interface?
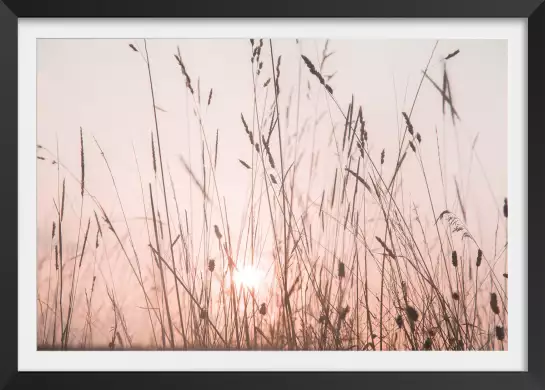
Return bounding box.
[36,39,507,347]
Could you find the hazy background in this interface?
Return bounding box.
[36,39,507,347]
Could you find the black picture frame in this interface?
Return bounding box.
[1,1,543,389]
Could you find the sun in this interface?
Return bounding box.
[232,265,265,291]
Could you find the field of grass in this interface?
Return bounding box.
[36,39,508,351]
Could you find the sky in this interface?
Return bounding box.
[36,38,508,346]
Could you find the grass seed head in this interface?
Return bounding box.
[214,225,222,240]
[338,262,345,278]
[208,259,216,272]
[476,248,483,267]
[451,250,458,267]
[395,315,403,328]
[490,292,500,315]
[495,326,505,341]
[405,305,419,322]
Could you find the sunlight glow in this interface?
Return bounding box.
[232,265,265,291]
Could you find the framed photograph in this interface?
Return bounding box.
[1,0,543,389]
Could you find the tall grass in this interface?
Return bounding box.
[36,39,508,351]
